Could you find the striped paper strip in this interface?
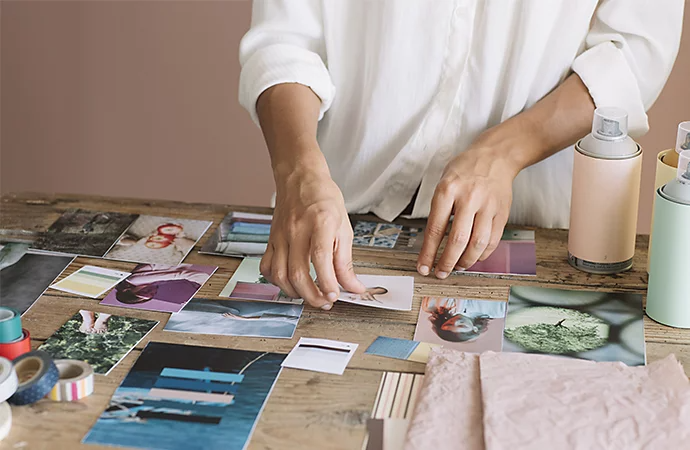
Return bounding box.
[371,372,424,420]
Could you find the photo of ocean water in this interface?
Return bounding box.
[83,342,286,450]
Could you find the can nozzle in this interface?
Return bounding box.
[680,160,690,183]
[662,158,690,205]
[678,151,690,180]
[676,121,690,154]
[592,107,628,141]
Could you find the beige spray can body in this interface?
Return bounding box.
[568,107,642,274]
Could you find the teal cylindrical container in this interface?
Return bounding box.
[645,162,690,328]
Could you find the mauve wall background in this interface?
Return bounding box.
[1,1,689,234]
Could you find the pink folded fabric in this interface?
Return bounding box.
[403,348,484,450]
[403,348,689,450]
[480,352,690,450]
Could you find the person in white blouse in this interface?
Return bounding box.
[239,0,683,309]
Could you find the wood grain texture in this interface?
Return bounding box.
[1,192,687,450]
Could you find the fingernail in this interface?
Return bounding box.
[418,265,430,276]
[456,267,466,271]
[436,271,449,279]
[321,303,332,311]
[327,292,338,301]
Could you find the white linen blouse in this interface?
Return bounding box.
[239,0,683,228]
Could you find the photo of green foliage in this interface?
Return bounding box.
[38,310,158,374]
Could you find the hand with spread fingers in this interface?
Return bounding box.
[417,137,518,279]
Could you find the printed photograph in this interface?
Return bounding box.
[32,209,138,256]
[219,257,307,304]
[83,342,286,450]
[38,310,159,375]
[105,215,212,265]
[463,229,537,276]
[352,220,424,252]
[100,263,217,313]
[414,297,507,353]
[0,243,74,315]
[200,211,271,257]
[503,286,645,366]
[365,337,440,364]
[50,265,131,298]
[338,274,414,311]
[353,221,403,249]
[164,298,303,339]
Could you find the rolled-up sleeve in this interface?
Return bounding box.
[239,0,335,127]
[571,0,683,137]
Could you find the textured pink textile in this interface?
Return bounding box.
[403,348,485,450]
[480,352,690,450]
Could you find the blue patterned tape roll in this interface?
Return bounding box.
[8,351,59,406]
[0,307,22,343]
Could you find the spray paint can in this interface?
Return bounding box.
[647,122,690,272]
[568,107,642,274]
[645,161,690,328]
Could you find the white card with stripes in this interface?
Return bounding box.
[281,338,358,375]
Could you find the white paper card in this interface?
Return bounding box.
[281,338,358,375]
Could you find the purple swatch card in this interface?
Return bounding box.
[100,263,217,313]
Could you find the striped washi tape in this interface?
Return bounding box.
[8,351,59,406]
[0,357,18,403]
[47,360,94,402]
[0,308,22,343]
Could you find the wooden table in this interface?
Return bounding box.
[1,192,689,450]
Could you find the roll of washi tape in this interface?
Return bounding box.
[47,360,94,402]
[0,358,18,403]
[0,308,22,343]
[8,351,59,406]
[0,329,31,361]
[0,402,10,441]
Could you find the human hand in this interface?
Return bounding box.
[417,137,520,279]
[260,170,366,310]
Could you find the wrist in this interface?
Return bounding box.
[272,140,331,185]
[474,118,547,175]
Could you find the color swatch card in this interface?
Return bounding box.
[104,215,212,265]
[414,297,506,353]
[32,209,138,257]
[83,342,286,450]
[219,257,307,305]
[1,243,74,315]
[200,211,272,257]
[100,263,217,313]
[38,309,158,375]
[165,298,303,339]
[459,229,537,276]
[282,338,358,375]
[365,337,440,364]
[352,220,424,253]
[338,275,414,311]
[504,286,645,366]
[50,265,131,298]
